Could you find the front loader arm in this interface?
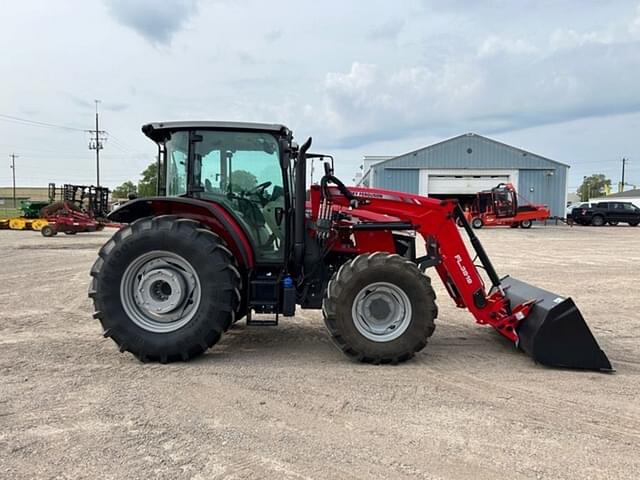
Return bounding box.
[318,185,531,344]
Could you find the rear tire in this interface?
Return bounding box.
[323,252,437,364]
[89,216,241,363]
[471,217,484,229]
[591,215,605,226]
[629,221,639,227]
[519,220,533,229]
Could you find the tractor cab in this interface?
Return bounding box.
[475,183,517,218]
[143,122,297,264]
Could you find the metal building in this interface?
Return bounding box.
[368,133,569,217]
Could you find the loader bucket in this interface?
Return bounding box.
[501,276,613,372]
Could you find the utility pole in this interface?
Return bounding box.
[621,158,627,193]
[9,153,18,208]
[88,100,106,186]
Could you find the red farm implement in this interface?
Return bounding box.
[462,183,550,229]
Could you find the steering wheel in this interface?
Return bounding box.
[247,181,272,196]
[242,181,272,206]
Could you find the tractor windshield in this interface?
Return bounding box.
[165,129,286,262]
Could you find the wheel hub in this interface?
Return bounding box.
[121,251,201,333]
[135,265,186,316]
[352,282,412,342]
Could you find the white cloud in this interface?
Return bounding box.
[311,34,640,148]
[630,3,640,35]
[478,35,539,58]
[549,28,614,50]
[325,63,379,92]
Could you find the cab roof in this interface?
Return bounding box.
[142,121,290,142]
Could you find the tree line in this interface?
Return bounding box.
[577,174,612,202]
[112,162,157,199]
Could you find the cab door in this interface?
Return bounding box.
[191,130,288,264]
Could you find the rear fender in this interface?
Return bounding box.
[108,197,254,268]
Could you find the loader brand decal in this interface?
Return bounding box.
[353,191,385,199]
[454,254,473,285]
[352,190,415,203]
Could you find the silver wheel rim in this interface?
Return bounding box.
[352,282,412,342]
[521,220,531,227]
[120,251,201,333]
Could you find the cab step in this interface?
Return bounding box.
[246,309,279,327]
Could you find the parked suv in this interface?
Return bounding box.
[574,201,640,226]
[568,202,594,218]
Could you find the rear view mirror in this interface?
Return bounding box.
[307,153,335,177]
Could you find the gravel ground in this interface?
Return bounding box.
[1,226,639,479]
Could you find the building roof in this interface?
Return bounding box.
[371,132,570,171]
[605,188,640,198]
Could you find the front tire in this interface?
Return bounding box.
[471,217,484,229]
[89,216,241,363]
[591,215,605,226]
[323,253,437,364]
[519,220,533,229]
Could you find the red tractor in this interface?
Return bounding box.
[90,121,611,371]
[463,183,550,229]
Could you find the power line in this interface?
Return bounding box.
[104,131,136,151]
[103,139,134,155]
[0,113,88,132]
[104,131,151,156]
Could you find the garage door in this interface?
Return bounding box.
[427,175,510,195]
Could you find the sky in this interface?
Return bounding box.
[1,0,640,192]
